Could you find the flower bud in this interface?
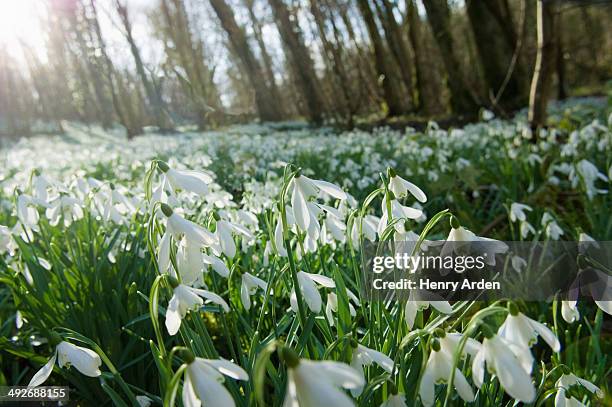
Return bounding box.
[387,167,397,179]
[480,323,494,339]
[433,328,446,338]
[157,160,169,173]
[179,349,195,364]
[450,215,461,229]
[167,275,179,289]
[279,346,300,368]
[507,301,519,316]
[160,203,173,217]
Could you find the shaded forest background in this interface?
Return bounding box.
[0,0,611,138]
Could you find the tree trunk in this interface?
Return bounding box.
[528,0,557,129]
[357,0,408,116]
[89,0,143,138]
[377,0,416,109]
[268,0,325,124]
[209,0,281,121]
[242,0,286,117]
[556,11,566,100]
[422,0,477,115]
[309,0,352,122]
[115,0,173,131]
[406,0,437,115]
[466,0,526,109]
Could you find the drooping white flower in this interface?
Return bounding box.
[282,355,363,407]
[419,333,479,407]
[350,344,393,396]
[387,172,427,203]
[377,198,423,237]
[165,283,229,336]
[240,272,268,310]
[183,357,248,407]
[509,203,532,223]
[29,340,102,387]
[158,161,213,197]
[162,204,219,251]
[202,253,230,278]
[472,332,536,402]
[215,219,253,258]
[291,174,346,232]
[443,222,508,266]
[404,291,452,330]
[290,271,335,314]
[45,196,84,227]
[325,290,359,326]
[561,300,580,323]
[571,159,608,199]
[555,373,603,407]
[498,309,561,352]
[542,212,564,240]
[17,195,41,230]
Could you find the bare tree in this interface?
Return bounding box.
[268,0,325,123]
[114,0,173,131]
[422,0,477,115]
[209,0,282,121]
[466,0,527,109]
[357,0,409,116]
[528,0,557,129]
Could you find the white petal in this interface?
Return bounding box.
[202,358,248,380]
[28,352,57,387]
[189,364,235,407]
[190,288,230,312]
[165,294,182,335]
[303,272,336,288]
[310,179,347,200]
[418,370,435,407]
[241,280,251,311]
[529,318,561,352]
[182,371,202,407]
[291,188,310,231]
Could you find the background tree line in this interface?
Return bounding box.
[0,0,610,138]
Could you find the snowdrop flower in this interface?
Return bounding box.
[561,300,580,323]
[176,238,206,285]
[443,217,508,265]
[0,225,15,255]
[165,280,229,335]
[290,271,335,313]
[419,332,479,407]
[45,195,84,227]
[291,173,346,233]
[572,159,608,199]
[555,372,603,407]
[136,395,153,407]
[387,169,427,203]
[519,220,536,238]
[350,343,393,396]
[542,212,564,240]
[325,290,359,326]
[404,291,453,330]
[17,195,41,230]
[241,272,268,310]
[377,197,423,237]
[280,347,364,407]
[202,253,230,278]
[215,218,253,258]
[498,304,561,352]
[161,204,219,251]
[472,327,536,402]
[157,160,213,197]
[182,353,248,407]
[29,338,102,387]
[350,214,379,246]
[509,203,532,223]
